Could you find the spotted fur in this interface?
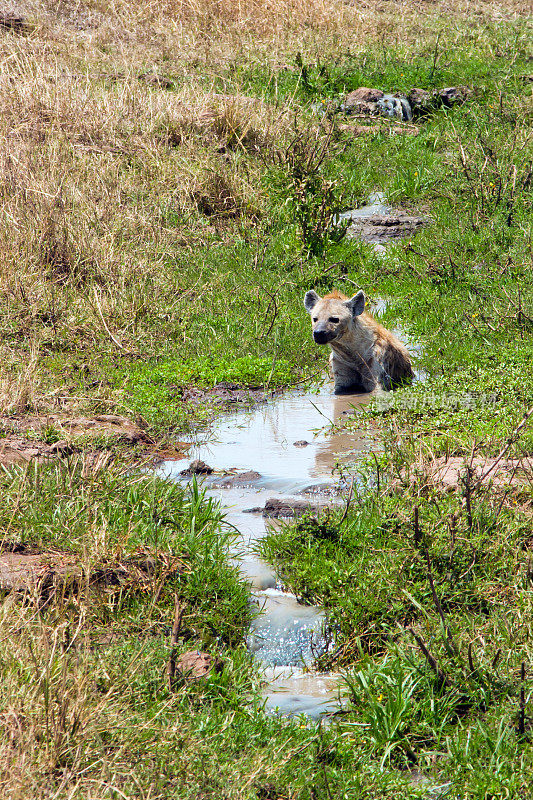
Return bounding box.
[303,288,413,393]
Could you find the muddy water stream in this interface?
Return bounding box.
[155,192,424,720]
[158,384,376,719]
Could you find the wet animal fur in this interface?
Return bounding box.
[303,289,413,393]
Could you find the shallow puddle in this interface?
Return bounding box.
[163,387,373,492]
[159,382,376,717]
[262,666,343,719]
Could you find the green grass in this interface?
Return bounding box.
[257,473,533,794]
[121,353,294,429]
[26,17,531,442]
[102,18,531,436]
[0,463,251,645]
[0,462,443,800]
[249,21,533,791]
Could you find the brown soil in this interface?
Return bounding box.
[407,456,533,491]
[175,650,223,681]
[0,436,69,466]
[0,544,186,600]
[0,383,266,467]
[0,413,186,466]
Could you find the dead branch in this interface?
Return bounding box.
[409,627,450,689]
[167,595,185,690]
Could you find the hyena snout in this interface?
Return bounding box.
[312,325,336,345]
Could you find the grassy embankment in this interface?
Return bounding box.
[0,0,532,797]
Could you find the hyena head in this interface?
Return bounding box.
[303,289,365,345]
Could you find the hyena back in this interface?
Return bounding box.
[303,289,413,393]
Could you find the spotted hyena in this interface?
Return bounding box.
[303,289,413,393]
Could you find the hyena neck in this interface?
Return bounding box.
[330,318,374,358]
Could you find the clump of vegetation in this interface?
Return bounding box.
[0,462,251,641]
[272,122,351,256]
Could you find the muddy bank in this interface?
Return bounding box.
[0,382,271,467]
[0,414,150,465]
[0,543,185,600]
[0,413,193,467]
[406,455,533,491]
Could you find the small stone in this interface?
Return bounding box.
[48,440,77,456]
[345,100,378,116]
[300,483,340,496]
[175,650,222,680]
[407,88,434,118]
[408,87,432,108]
[339,123,382,137]
[262,498,314,518]
[438,86,471,107]
[180,459,213,476]
[212,470,261,488]
[344,87,384,107]
[293,440,309,447]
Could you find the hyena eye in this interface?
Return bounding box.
[329,316,339,323]
[312,317,318,322]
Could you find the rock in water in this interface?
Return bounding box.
[180,459,213,476]
[262,498,314,518]
[211,470,262,488]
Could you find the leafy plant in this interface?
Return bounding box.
[274,122,350,256]
[343,651,460,767]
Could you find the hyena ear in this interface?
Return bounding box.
[345,290,365,317]
[304,290,320,313]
